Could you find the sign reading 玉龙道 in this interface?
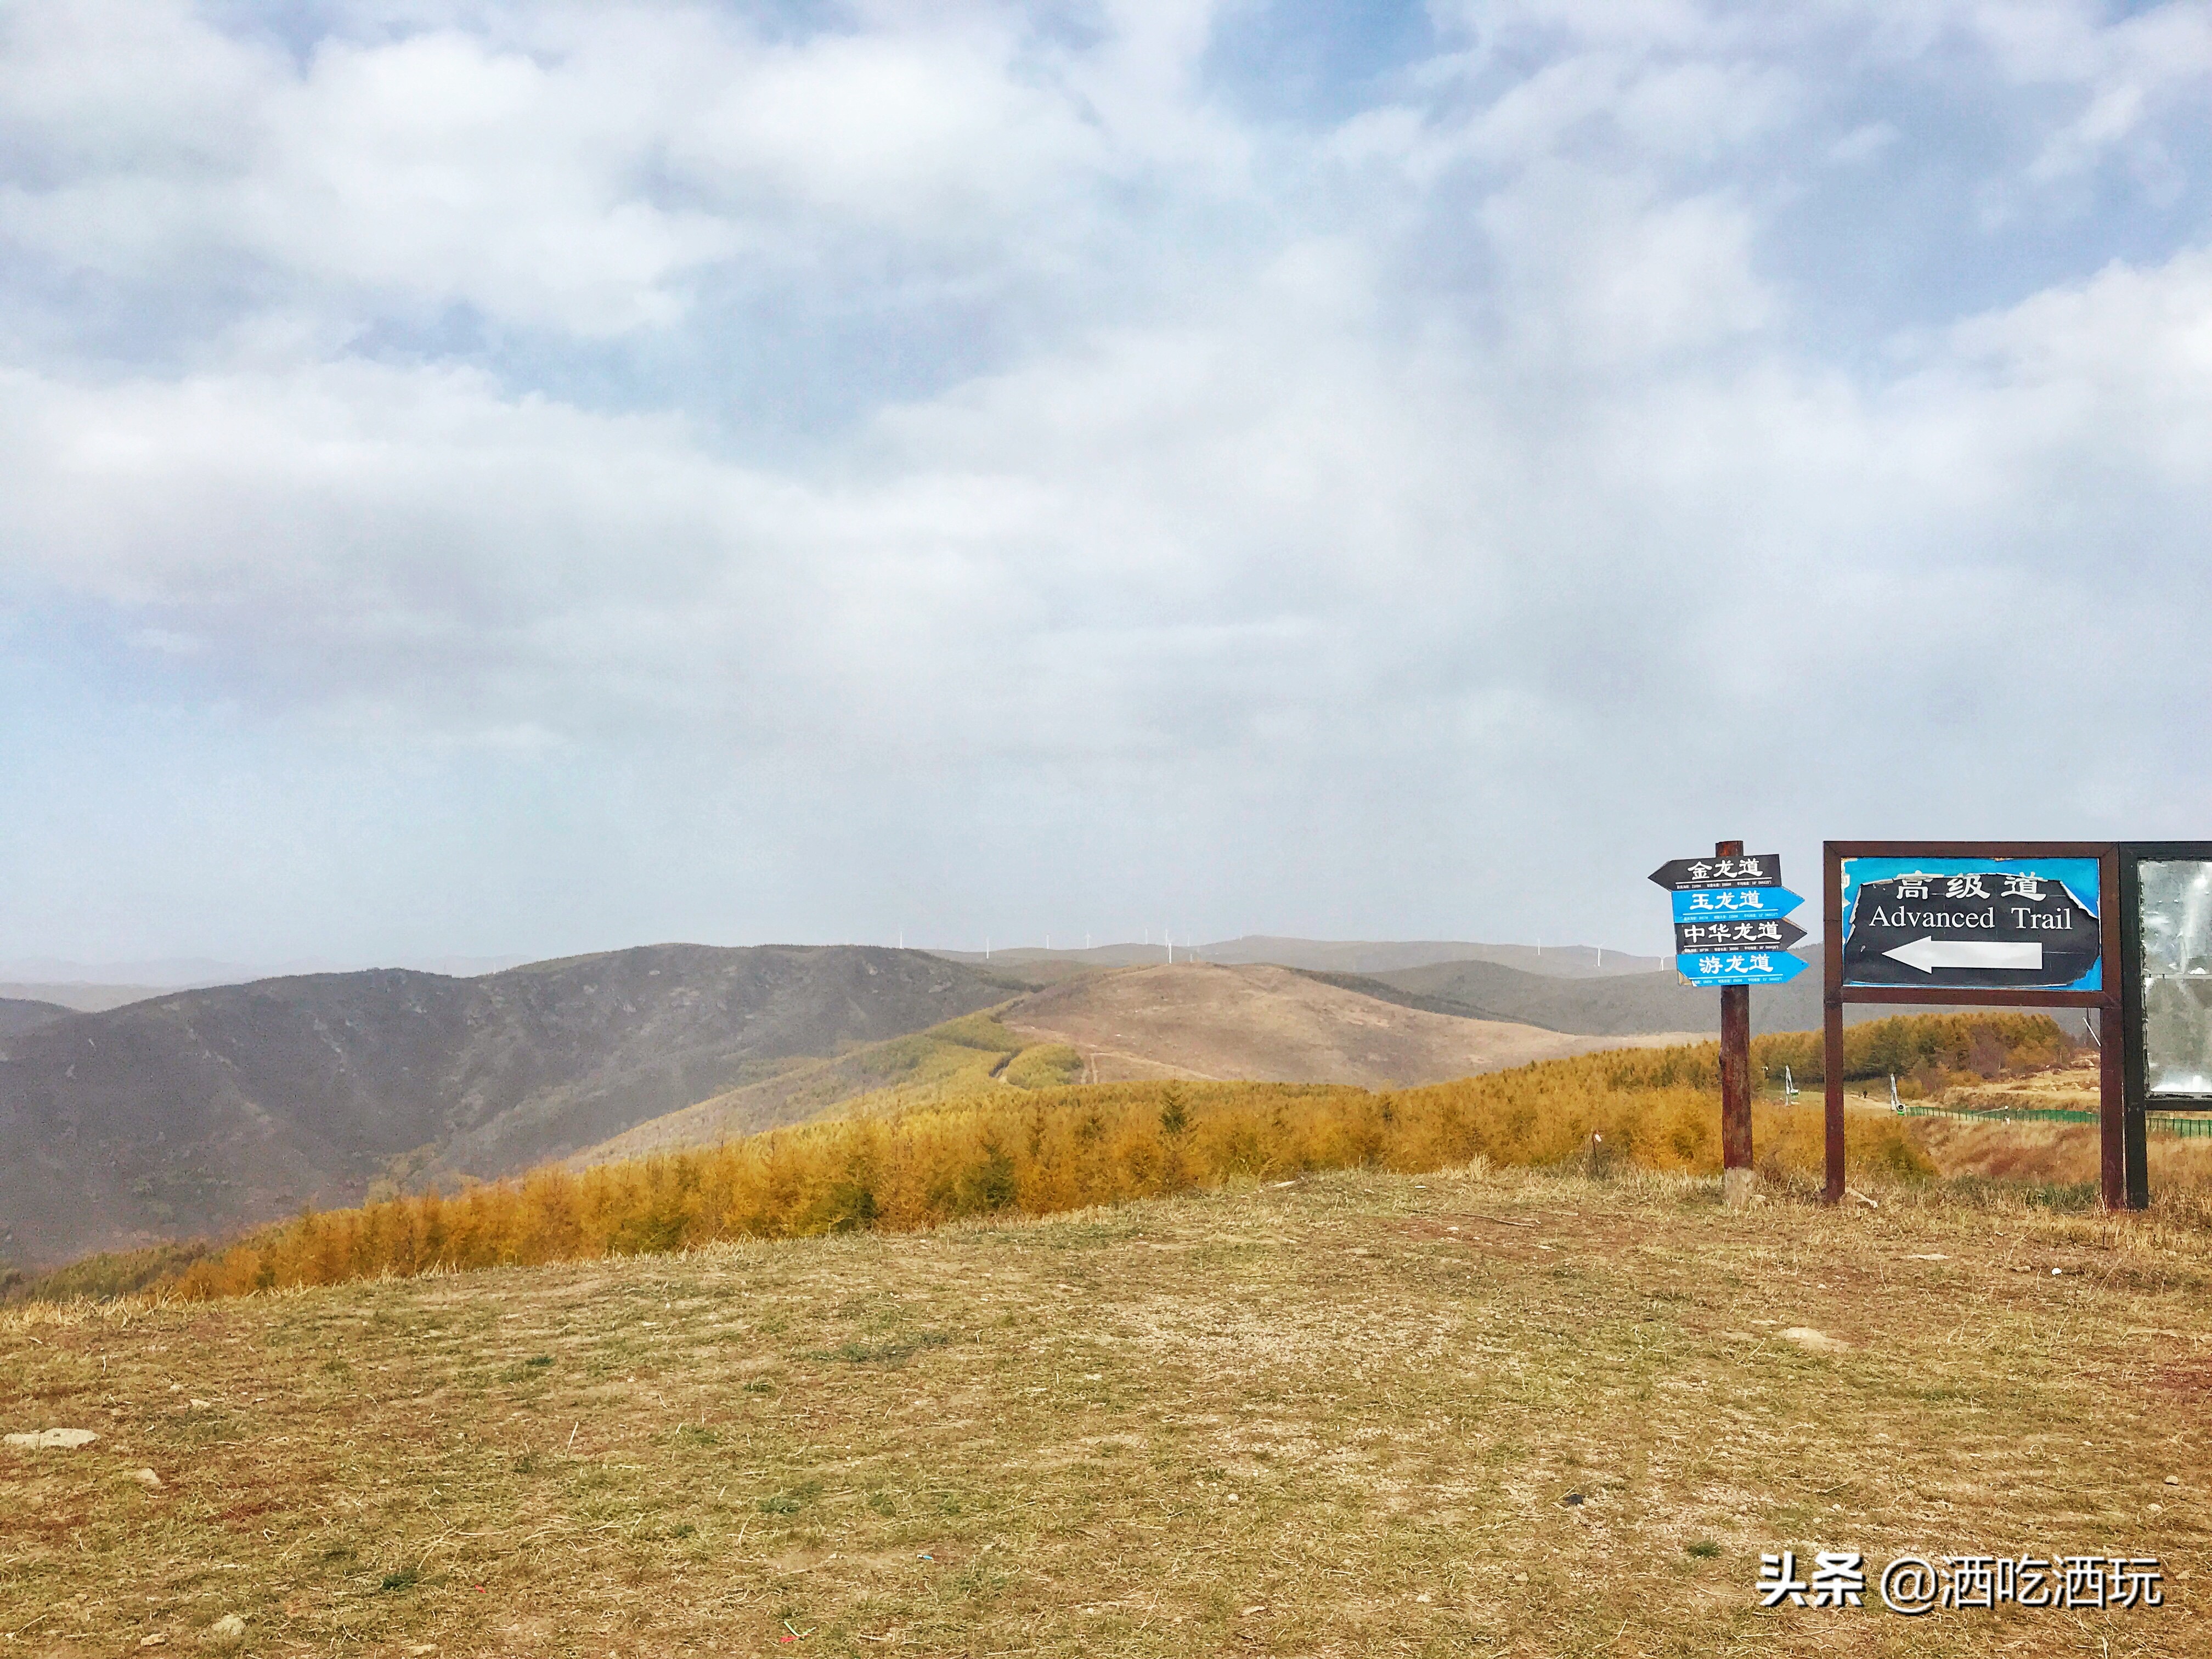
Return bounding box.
[1677,949,1809,988]
[1670,886,1803,924]
[1650,855,1781,890]
[1838,856,2103,991]
[1675,917,1807,955]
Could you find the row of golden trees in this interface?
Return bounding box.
[154,1028,1972,1300]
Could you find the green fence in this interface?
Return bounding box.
[1895,1104,2212,1139]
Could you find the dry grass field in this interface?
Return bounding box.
[1894,1054,2212,1190]
[5,1163,2208,1658]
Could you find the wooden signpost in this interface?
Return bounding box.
[1651,840,1805,1206]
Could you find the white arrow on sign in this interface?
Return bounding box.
[1883,936,2044,974]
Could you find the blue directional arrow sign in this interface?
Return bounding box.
[1668,885,1804,924]
[1676,949,1810,988]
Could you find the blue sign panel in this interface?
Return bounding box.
[1838,856,2102,991]
[1669,886,1804,924]
[1677,950,1810,987]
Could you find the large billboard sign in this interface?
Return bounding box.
[1838,855,2103,991]
[1810,840,2212,1215]
[1823,841,2123,1213]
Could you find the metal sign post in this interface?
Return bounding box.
[1821,842,2128,1209]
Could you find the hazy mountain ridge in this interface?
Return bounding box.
[1330,960,1737,1036]
[0,997,74,1043]
[1346,956,2000,1040]
[0,984,184,1015]
[0,945,1015,1268]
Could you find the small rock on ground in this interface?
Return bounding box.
[1781,1327,1852,1355]
[4,1427,99,1449]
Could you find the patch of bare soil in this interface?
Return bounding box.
[1003,963,1705,1087]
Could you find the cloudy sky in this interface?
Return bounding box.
[3,0,2210,968]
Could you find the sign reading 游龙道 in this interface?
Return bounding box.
[1838,856,2102,990]
[1678,950,1809,988]
[1650,855,1781,890]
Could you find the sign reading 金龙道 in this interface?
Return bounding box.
[1650,855,1782,891]
[1838,856,2102,991]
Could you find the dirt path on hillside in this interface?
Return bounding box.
[1003,962,1705,1088]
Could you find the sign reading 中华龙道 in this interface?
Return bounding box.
[1675,917,1808,955]
[1839,856,2102,991]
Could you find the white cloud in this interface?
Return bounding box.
[4,0,2212,956]
[1,2,1244,340]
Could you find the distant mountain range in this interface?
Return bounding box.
[0,953,536,984]
[9,936,1673,1014]
[0,945,1017,1269]
[2,956,538,1014]
[931,935,1669,979]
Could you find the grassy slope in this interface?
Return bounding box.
[5,1165,2207,1658]
[575,1012,1060,1164]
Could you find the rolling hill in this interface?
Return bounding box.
[998,963,1698,1085]
[0,945,1017,1268]
[575,964,1704,1169]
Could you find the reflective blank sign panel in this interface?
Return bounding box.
[2140,859,2212,1098]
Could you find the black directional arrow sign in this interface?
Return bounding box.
[1675,917,1808,955]
[1650,854,1781,891]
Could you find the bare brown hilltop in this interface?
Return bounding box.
[1002,963,1701,1085]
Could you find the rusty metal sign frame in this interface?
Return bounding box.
[2119,842,2212,1211]
[1821,840,2129,1210]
